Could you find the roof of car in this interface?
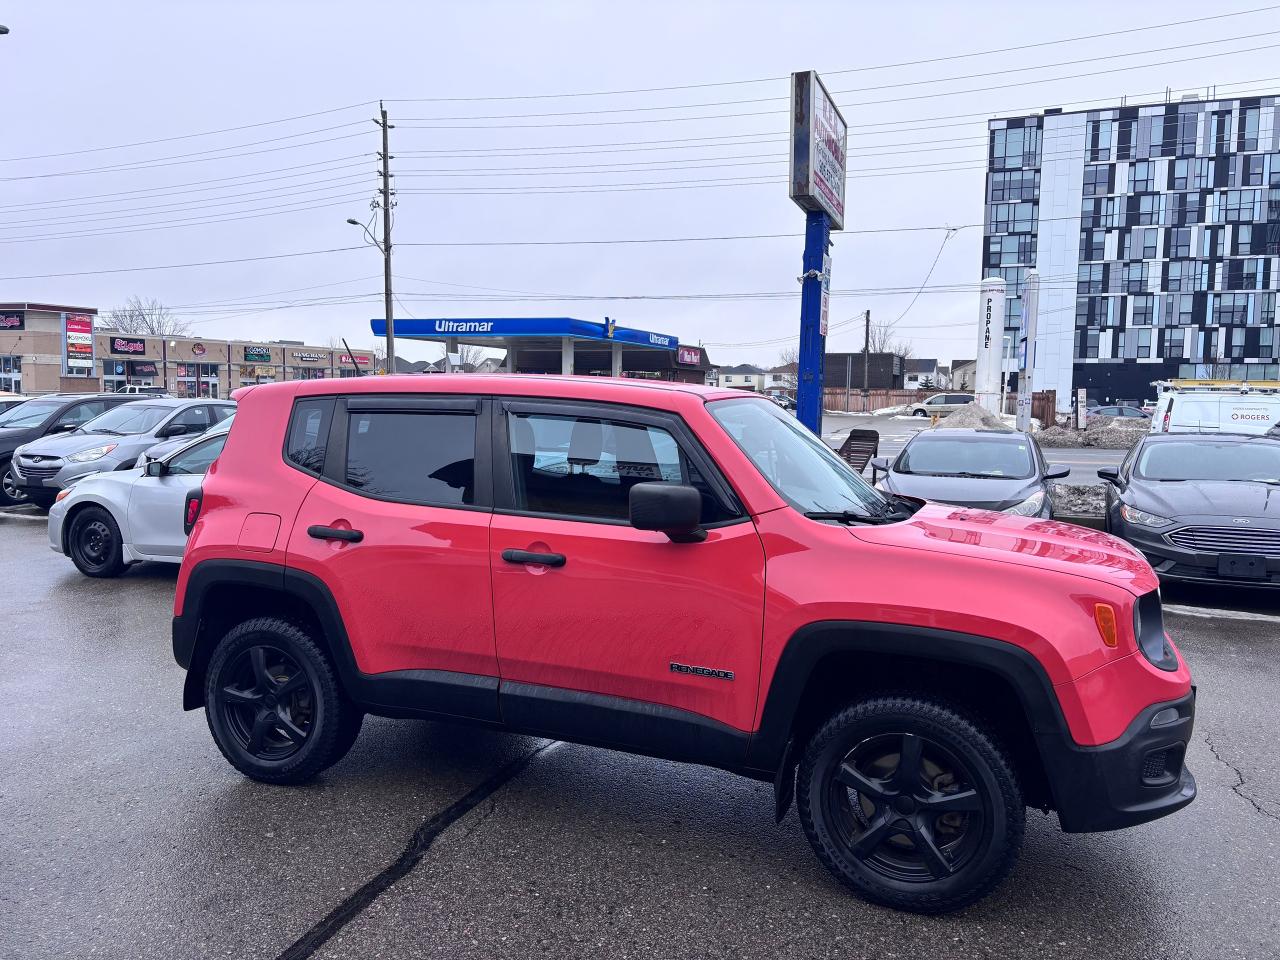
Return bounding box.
[1140,431,1277,444]
[912,428,1029,440]
[236,374,746,404]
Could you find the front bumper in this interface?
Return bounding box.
[1044,691,1196,833]
[14,454,126,494]
[47,497,69,554]
[1117,516,1280,587]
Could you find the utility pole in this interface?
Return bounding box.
[861,309,871,397]
[1015,270,1040,431]
[377,103,396,374]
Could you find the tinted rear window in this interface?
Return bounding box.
[345,411,476,505]
[285,398,334,475]
[897,437,1034,479]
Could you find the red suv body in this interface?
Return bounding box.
[174,375,1195,913]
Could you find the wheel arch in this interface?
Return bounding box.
[749,621,1067,818]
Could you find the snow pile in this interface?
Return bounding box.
[872,404,907,415]
[932,402,1012,432]
[1036,425,1084,448]
[1051,482,1105,516]
[1082,415,1149,450]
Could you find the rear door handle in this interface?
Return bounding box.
[308,525,364,543]
[501,549,565,568]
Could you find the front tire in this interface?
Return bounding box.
[204,618,355,785]
[797,696,1024,914]
[913,409,928,418]
[0,459,27,506]
[68,506,127,578]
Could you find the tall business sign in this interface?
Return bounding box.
[63,313,95,373]
[789,70,847,433]
[974,278,1005,415]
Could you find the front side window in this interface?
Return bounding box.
[168,405,212,432]
[507,412,731,523]
[167,435,228,476]
[709,398,886,518]
[346,411,476,506]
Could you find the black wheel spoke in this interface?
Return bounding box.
[912,822,954,879]
[892,733,924,791]
[275,674,306,699]
[246,712,272,755]
[222,685,262,707]
[850,812,897,860]
[920,788,982,813]
[275,712,308,744]
[249,647,273,691]
[834,761,890,801]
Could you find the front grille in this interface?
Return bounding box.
[1141,744,1184,787]
[16,462,59,480]
[1166,525,1280,556]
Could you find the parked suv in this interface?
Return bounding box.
[12,397,233,508]
[0,393,142,506]
[907,393,974,418]
[174,376,1195,913]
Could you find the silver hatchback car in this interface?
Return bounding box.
[13,398,233,508]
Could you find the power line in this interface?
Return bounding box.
[0,247,364,282]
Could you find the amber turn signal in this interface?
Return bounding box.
[1094,603,1119,648]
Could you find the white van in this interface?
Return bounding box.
[1151,387,1280,435]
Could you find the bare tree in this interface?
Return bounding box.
[454,343,487,371]
[106,297,191,337]
[863,314,913,360]
[370,340,387,374]
[775,346,799,390]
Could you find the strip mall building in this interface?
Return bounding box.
[0,303,375,397]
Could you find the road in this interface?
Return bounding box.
[822,412,1126,484]
[2,515,1278,960]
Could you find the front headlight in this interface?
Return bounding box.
[1002,490,1046,517]
[1121,503,1172,527]
[66,443,117,463]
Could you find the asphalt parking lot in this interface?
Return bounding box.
[3,513,1278,960]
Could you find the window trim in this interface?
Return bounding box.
[316,395,492,511]
[491,397,746,528]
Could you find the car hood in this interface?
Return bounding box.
[0,425,39,450]
[882,472,1039,511]
[19,431,142,458]
[1127,479,1280,519]
[64,467,143,496]
[850,503,1157,595]
[140,436,189,461]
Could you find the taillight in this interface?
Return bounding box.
[184,487,203,535]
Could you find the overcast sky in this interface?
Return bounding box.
[2,1,1276,367]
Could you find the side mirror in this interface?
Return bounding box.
[51,421,77,433]
[869,456,891,479]
[157,423,188,439]
[145,460,166,477]
[1044,464,1071,481]
[1097,466,1120,484]
[629,482,706,543]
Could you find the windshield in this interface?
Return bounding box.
[80,403,172,435]
[1136,440,1280,481]
[0,399,61,429]
[709,397,887,516]
[897,436,1034,479]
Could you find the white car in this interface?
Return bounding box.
[48,426,229,577]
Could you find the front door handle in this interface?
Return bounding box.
[502,549,565,568]
[308,525,364,543]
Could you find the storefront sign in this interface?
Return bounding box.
[64,313,95,371]
[129,360,159,377]
[789,71,848,231]
[191,342,208,357]
[339,353,371,366]
[0,310,24,331]
[243,346,273,363]
[676,346,704,366]
[291,351,325,362]
[110,336,147,355]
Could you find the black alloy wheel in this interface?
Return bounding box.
[204,618,353,784]
[798,696,1023,913]
[68,506,126,578]
[0,459,27,505]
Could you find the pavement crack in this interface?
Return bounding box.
[275,739,557,960]
[1202,732,1280,823]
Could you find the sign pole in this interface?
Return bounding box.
[796,211,831,432]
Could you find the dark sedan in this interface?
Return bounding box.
[870,428,1069,518]
[1100,433,1280,586]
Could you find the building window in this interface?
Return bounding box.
[988,169,1039,201]
[173,362,220,398]
[1116,119,1137,161]
[988,201,1036,233]
[1239,106,1260,152]
[237,364,278,385]
[991,125,1041,170]
[0,355,20,393]
[987,234,1035,267]
[1083,165,1111,197]
[1079,230,1106,262]
[1270,155,1280,187]
[1228,327,1246,360]
[1262,293,1277,327]
[1261,328,1276,360]
[1164,293,1196,326]
[1212,293,1251,325]
[1245,154,1266,187]
[1165,260,1189,292]
[1193,158,1214,189]
[1123,228,1158,260]
[1222,189,1260,222]
[1202,226,1225,258]
[1129,161,1154,193]
[1135,328,1153,359]
[1123,261,1149,293]
[1213,111,1231,153]
[1170,192,1203,226]
[1171,159,1190,190]
[1168,227,1191,258]
[1165,328,1186,359]
[1078,263,1105,294]
[1131,295,1155,326]
[289,366,328,380]
[1086,119,1113,162]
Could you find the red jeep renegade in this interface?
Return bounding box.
[173,375,1195,913]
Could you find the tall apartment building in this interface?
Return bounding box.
[983,95,1280,405]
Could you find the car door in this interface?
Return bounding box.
[489,400,766,751]
[127,433,227,557]
[284,395,500,709]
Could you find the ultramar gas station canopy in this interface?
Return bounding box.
[369,317,701,378]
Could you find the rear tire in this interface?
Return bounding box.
[68,506,127,578]
[797,696,1024,914]
[204,618,355,785]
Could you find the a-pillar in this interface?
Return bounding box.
[610,342,622,377]
[561,337,575,376]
